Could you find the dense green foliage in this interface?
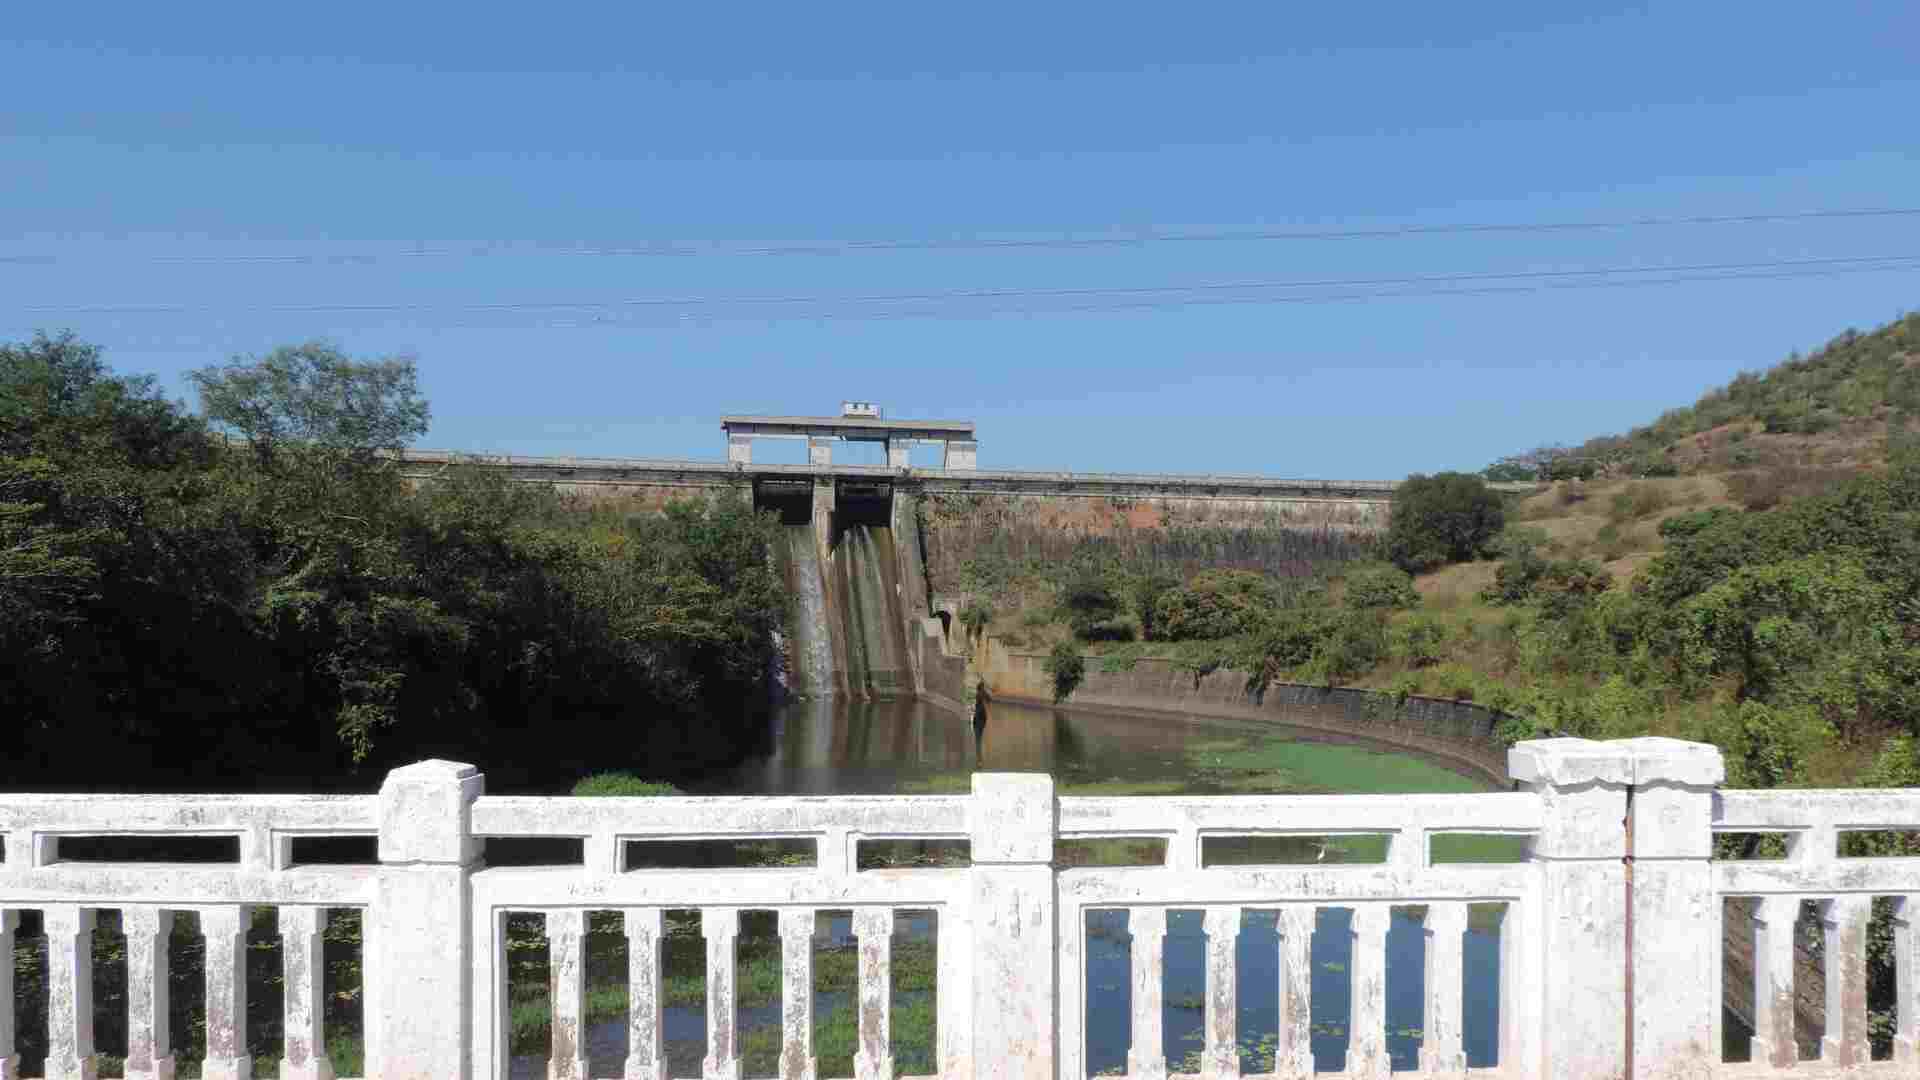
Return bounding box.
[1154,569,1289,640]
[1342,562,1420,611]
[1,334,787,792]
[1384,471,1505,572]
[189,342,431,464]
[570,773,684,797]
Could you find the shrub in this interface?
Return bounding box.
[1154,569,1283,641]
[1056,566,1121,638]
[1302,609,1387,682]
[957,601,993,637]
[1123,568,1181,641]
[1044,640,1085,703]
[1484,550,1612,610]
[1342,562,1420,611]
[1541,457,1599,481]
[1657,508,1736,541]
[1608,483,1669,522]
[571,773,682,797]
[1384,472,1506,573]
[1390,612,1448,667]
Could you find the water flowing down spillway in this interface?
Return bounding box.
[780,524,835,697]
[831,524,912,698]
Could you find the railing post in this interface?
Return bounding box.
[373,759,484,1080]
[1508,738,1634,1080]
[1621,737,1724,1080]
[969,772,1055,1080]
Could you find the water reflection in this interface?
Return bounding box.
[725,696,1471,795]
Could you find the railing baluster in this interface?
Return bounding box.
[1820,896,1871,1068]
[280,907,332,1080]
[1276,905,1314,1078]
[548,910,589,1080]
[778,910,815,1080]
[1496,900,1527,1074]
[623,908,665,1080]
[200,905,252,1080]
[853,908,893,1080]
[1749,896,1798,1067]
[703,908,741,1080]
[1202,906,1240,1079]
[1127,908,1166,1080]
[1420,903,1467,1078]
[0,910,18,1080]
[1895,896,1918,1066]
[1348,905,1390,1079]
[124,907,175,1080]
[45,905,95,1080]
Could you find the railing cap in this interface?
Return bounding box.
[1509,737,1636,786]
[379,758,484,865]
[1509,736,1723,788]
[970,772,1054,864]
[1617,736,1725,787]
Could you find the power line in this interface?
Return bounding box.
[6,256,1915,346]
[5,207,1920,266]
[13,252,1920,319]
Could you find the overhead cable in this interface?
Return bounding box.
[5,207,1920,266]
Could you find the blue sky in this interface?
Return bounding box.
[4,3,1918,476]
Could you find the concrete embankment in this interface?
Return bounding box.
[974,640,1513,785]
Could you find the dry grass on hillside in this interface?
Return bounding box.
[1499,473,1739,579]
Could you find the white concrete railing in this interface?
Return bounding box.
[2,740,1918,1080]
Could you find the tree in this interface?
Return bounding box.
[1154,569,1283,641]
[1044,639,1085,703]
[1384,472,1505,573]
[189,342,430,463]
[1,331,206,468]
[1056,563,1123,639]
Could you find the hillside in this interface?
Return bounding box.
[1492,311,1920,481]
[942,309,1920,798]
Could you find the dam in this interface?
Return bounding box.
[391,404,1527,712]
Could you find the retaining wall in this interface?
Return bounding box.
[977,642,1513,785]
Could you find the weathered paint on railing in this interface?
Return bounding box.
[3,738,1919,1080]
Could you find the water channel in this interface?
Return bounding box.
[512,697,1509,1078]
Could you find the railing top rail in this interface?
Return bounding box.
[1058,791,1541,835]
[1057,863,1536,904]
[0,794,376,833]
[1712,788,1920,831]
[470,793,971,837]
[0,862,382,906]
[469,865,970,908]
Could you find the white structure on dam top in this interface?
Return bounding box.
[4,736,1919,1079]
[722,407,978,470]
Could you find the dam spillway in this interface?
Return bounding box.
[761,477,916,701]
[777,523,835,697]
[830,522,912,698]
